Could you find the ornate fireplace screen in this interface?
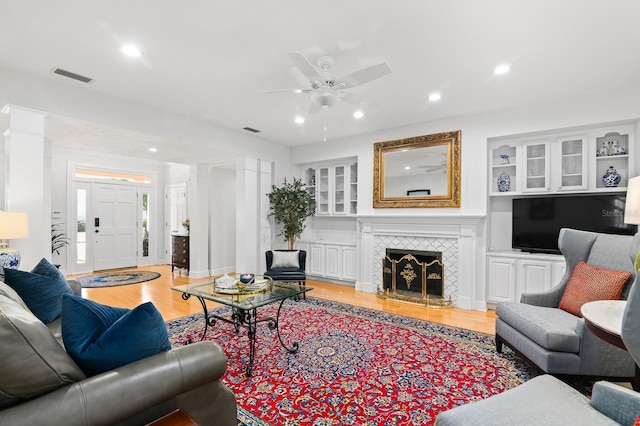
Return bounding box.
[377,249,452,307]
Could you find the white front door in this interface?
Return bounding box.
[93,182,138,271]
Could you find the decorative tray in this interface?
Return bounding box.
[213,277,271,295]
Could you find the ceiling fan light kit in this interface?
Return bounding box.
[310,87,342,110]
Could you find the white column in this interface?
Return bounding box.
[188,163,211,278]
[236,157,260,273]
[2,104,49,269]
[258,160,272,273]
[356,221,375,292]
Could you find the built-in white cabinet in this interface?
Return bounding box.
[297,241,356,283]
[303,159,358,216]
[487,252,566,305]
[488,124,634,196]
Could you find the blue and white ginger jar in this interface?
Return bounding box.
[497,171,511,192]
[602,166,621,187]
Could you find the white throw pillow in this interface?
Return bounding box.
[271,250,300,269]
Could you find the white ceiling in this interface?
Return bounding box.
[1,1,640,161]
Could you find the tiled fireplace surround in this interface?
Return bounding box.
[356,215,486,311]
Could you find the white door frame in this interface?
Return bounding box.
[67,163,158,273]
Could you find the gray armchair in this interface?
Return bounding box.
[436,248,640,425]
[495,228,638,381]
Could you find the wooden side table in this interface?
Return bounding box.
[172,235,190,273]
[582,300,639,390]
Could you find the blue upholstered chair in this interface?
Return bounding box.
[264,250,307,296]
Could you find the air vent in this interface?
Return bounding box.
[243,127,261,133]
[53,68,93,83]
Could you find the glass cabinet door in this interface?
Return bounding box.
[333,165,345,214]
[317,167,330,215]
[523,142,549,192]
[559,137,587,190]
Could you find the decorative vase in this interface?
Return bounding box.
[602,166,621,187]
[497,171,511,192]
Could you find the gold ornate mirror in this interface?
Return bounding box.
[373,130,461,208]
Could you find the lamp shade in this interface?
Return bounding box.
[0,211,29,239]
[625,176,640,225]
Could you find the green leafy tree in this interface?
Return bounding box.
[267,178,315,249]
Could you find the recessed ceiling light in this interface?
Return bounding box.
[404,166,411,170]
[353,111,364,119]
[121,44,142,57]
[494,64,510,75]
[294,116,305,124]
[428,93,441,102]
[149,147,158,152]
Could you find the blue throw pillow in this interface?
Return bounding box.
[4,258,73,323]
[61,294,171,376]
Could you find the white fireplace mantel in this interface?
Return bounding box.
[356,215,487,311]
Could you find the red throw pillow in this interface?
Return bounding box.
[634,413,640,426]
[558,261,631,317]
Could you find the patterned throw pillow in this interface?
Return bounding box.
[558,261,631,317]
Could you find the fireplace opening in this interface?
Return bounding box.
[378,248,452,307]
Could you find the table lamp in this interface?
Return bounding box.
[0,210,29,281]
[624,176,640,271]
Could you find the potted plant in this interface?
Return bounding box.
[51,223,70,255]
[267,178,315,249]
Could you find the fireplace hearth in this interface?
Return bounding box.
[377,248,452,307]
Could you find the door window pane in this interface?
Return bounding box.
[142,193,149,257]
[76,189,87,264]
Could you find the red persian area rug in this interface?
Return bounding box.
[165,297,535,426]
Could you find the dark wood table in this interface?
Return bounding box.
[582,300,639,391]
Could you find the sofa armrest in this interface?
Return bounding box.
[591,380,640,425]
[67,279,82,295]
[0,341,228,426]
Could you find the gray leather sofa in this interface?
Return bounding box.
[495,228,638,380]
[0,280,237,426]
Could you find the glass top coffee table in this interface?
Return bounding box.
[172,275,313,376]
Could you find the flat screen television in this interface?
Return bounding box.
[512,193,637,254]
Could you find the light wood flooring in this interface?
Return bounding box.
[71,264,497,335]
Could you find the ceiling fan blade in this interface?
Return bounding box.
[341,91,370,106]
[341,63,392,88]
[288,52,322,81]
[258,89,312,94]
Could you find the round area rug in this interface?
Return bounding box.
[77,271,161,288]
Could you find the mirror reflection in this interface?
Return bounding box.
[383,144,449,197]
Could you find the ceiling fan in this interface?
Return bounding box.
[265,52,392,112]
[418,159,448,173]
